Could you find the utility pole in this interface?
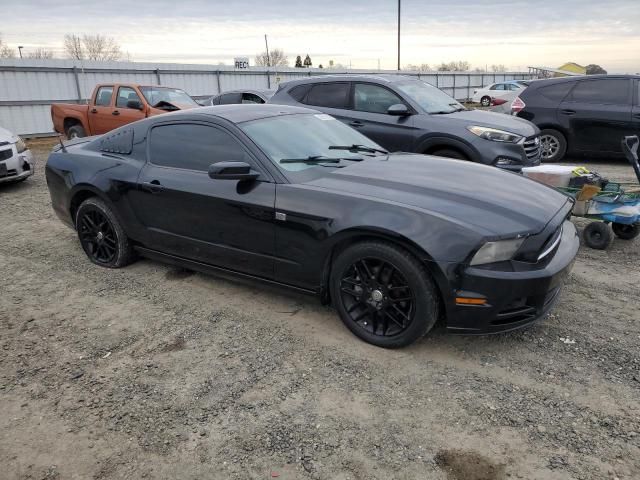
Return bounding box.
[264,34,271,67]
[18,46,23,59]
[397,0,401,70]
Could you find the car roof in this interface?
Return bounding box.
[166,104,319,124]
[527,74,640,88]
[215,88,276,96]
[279,74,418,89]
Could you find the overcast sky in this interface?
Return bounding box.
[2,0,639,72]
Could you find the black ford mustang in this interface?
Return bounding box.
[46,104,579,348]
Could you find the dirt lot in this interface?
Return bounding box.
[1,140,639,480]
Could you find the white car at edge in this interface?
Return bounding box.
[0,126,35,185]
[472,81,527,107]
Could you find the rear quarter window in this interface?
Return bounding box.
[304,82,350,109]
[537,82,574,102]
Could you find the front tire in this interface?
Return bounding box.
[75,197,134,268]
[329,241,439,348]
[540,129,567,162]
[67,125,86,139]
[480,96,491,107]
[583,222,612,250]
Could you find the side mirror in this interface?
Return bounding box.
[387,103,410,116]
[126,99,143,110]
[208,161,259,181]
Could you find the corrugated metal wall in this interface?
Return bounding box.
[0,59,534,136]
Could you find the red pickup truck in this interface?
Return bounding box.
[51,83,199,139]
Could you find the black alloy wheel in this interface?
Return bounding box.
[339,257,415,337]
[330,241,439,348]
[480,96,491,107]
[75,197,134,268]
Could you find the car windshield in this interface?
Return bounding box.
[139,87,198,107]
[395,80,465,114]
[240,113,384,180]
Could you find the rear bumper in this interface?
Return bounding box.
[444,220,579,334]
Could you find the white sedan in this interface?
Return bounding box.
[472,81,525,107]
[0,126,35,184]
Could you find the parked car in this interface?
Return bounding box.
[51,84,199,139]
[472,81,524,107]
[269,75,541,171]
[0,126,35,184]
[45,104,578,348]
[200,89,275,106]
[512,75,640,162]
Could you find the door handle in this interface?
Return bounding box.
[561,109,576,116]
[141,180,165,193]
[349,120,364,127]
[112,110,120,116]
[90,108,98,113]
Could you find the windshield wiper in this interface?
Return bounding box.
[329,144,388,155]
[279,155,363,165]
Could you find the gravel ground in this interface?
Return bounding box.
[1,140,639,480]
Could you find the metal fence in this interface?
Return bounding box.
[0,59,535,136]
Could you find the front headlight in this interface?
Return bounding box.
[467,126,523,143]
[15,136,27,153]
[470,238,525,266]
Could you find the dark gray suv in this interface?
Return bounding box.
[269,75,541,171]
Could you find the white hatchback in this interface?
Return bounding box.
[0,126,35,184]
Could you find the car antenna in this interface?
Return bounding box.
[58,135,68,153]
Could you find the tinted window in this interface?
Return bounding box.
[116,87,142,108]
[150,124,246,171]
[289,84,311,102]
[219,92,242,104]
[538,82,574,102]
[569,79,630,105]
[242,93,264,104]
[354,83,403,113]
[304,83,350,108]
[95,86,113,106]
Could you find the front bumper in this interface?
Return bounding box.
[444,220,579,334]
[0,148,35,184]
[472,135,542,172]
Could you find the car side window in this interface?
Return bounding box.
[149,124,247,172]
[568,79,630,105]
[219,93,242,104]
[353,83,404,114]
[493,84,505,91]
[304,82,350,109]
[116,87,142,109]
[289,84,311,102]
[539,82,574,102]
[242,93,264,104]
[95,86,114,106]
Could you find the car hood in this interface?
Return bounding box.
[426,109,538,137]
[0,126,18,143]
[304,153,569,237]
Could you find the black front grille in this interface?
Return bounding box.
[0,148,13,161]
[523,136,541,161]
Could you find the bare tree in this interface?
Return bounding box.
[491,64,507,72]
[404,63,430,72]
[28,48,55,59]
[64,34,83,59]
[64,34,122,61]
[0,34,16,58]
[438,61,471,72]
[255,48,288,67]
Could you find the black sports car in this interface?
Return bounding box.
[45,104,579,348]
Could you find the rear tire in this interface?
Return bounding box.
[67,125,86,139]
[430,148,468,161]
[329,241,439,348]
[75,197,135,268]
[583,222,612,250]
[612,222,640,240]
[540,129,567,162]
[480,96,491,107]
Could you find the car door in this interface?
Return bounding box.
[113,86,147,126]
[131,121,277,279]
[88,85,116,134]
[558,78,633,154]
[347,82,417,151]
